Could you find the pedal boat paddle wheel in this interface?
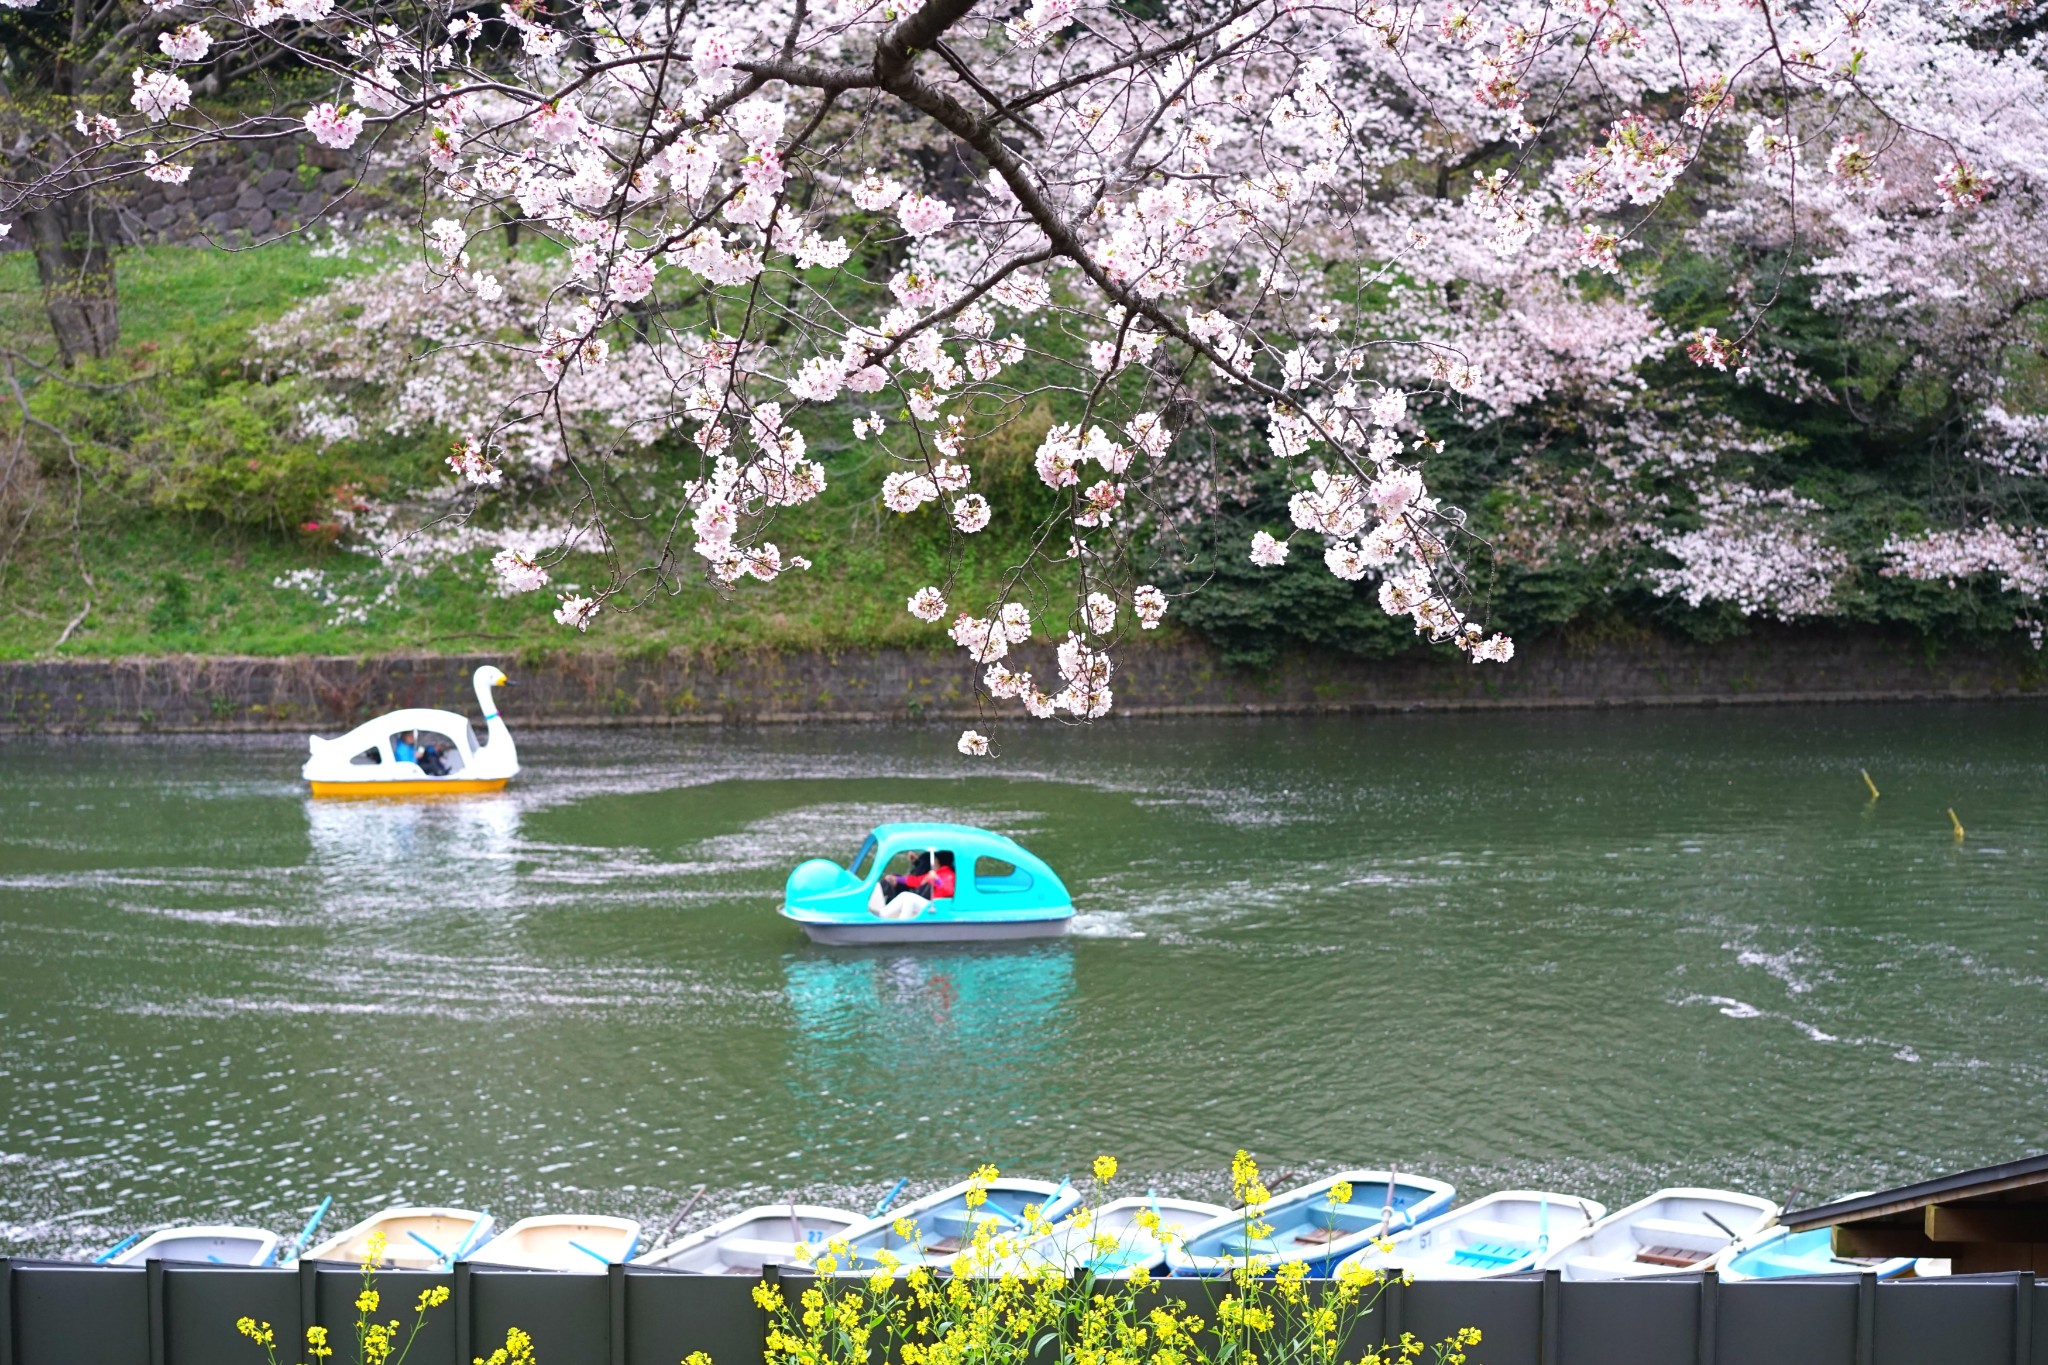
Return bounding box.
[779,822,1075,944]
[302,664,520,797]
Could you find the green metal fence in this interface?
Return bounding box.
[1,1261,2040,1365]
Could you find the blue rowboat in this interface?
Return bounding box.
[1720,1224,1914,1281]
[835,1176,1083,1271]
[780,823,1074,945]
[980,1196,1231,1279]
[1165,1170,1457,1277]
[1334,1191,1606,1280]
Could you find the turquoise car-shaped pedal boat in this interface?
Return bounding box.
[780,822,1074,944]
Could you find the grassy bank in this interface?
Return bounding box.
[0,241,1089,661]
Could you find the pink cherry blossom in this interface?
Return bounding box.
[304,102,365,150]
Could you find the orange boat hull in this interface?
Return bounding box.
[308,777,511,798]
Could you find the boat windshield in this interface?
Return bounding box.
[849,837,878,879]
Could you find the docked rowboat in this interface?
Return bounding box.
[466,1215,643,1270]
[302,665,519,797]
[633,1204,864,1274]
[1531,1188,1778,1280]
[780,824,1074,944]
[1720,1224,1915,1281]
[983,1196,1231,1279]
[101,1225,281,1266]
[1334,1191,1607,1280]
[837,1177,1084,1271]
[300,1206,495,1269]
[1166,1171,1458,1278]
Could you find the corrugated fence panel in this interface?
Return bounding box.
[1874,1276,2022,1365]
[1558,1280,1698,1365]
[625,1271,764,1365]
[6,1260,2047,1365]
[162,1265,297,1365]
[473,1269,611,1365]
[9,1265,148,1365]
[1404,1278,1542,1365]
[1718,1278,1858,1365]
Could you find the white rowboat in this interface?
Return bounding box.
[1335,1191,1607,1280]
[1531,1188,1778,1280]
[634,1205,862,1274]
[106,1225,281,1266]
[467,1216,642,1270]
[300,1206,495,1269]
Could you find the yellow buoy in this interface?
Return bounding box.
[1948,808,1966,842]
[1860,770,1880,800]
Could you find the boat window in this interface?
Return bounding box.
[849,837,878,879]
[350,747,383,766]
[974,857,1034,893]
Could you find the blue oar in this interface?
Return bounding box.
[448,1212,492,1264]
[407,1230,448,1262]
[569,1240,611,1266]
[1042,1178,1071,1215]
[280,1197,333,1265]
[207,1255,225,1264]
[872,1178,908,1217]
[95,1232,145,1265]
[624,1232,640,1262]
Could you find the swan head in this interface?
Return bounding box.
[473,664,511,690]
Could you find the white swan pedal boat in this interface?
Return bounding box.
[466,1215,642,1270]
[303,664,519,797]
[633,1204,864,1274]
[1335,1190,1607,1280]
[1531,1187,1778,1280]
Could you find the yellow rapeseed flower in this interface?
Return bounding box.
[356,1289,381,1315]
[752,1282,785,1313]
[360,1230,388,1274]
[1330,1181,1353,1207]
[682,1353,715,1365]
[1092,1155,1118,1183]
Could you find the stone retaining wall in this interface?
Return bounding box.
[1,627,2042,733]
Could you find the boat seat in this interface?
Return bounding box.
[1298,1205,1385,1239]
[1449,1243,1529,1269]
[1458,1220,1538,1247]
[715,1237,806,1262]
[1636,1245,1713,1268]
[1631,1217,1729,1247]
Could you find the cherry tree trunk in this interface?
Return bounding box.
[25,195,118,365]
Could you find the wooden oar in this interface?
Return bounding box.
[279,1197,333,1265]
[94,1232,144,1265]
[654,1185,709,1250]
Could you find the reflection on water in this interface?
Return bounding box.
[304,794,524,914]
[785,949,1076,1147]
[2,708,2046,1259]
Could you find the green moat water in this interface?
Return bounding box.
[2,706,2042,1256]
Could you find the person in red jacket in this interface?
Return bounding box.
[881,850,956,905]
[905,850,956,900]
